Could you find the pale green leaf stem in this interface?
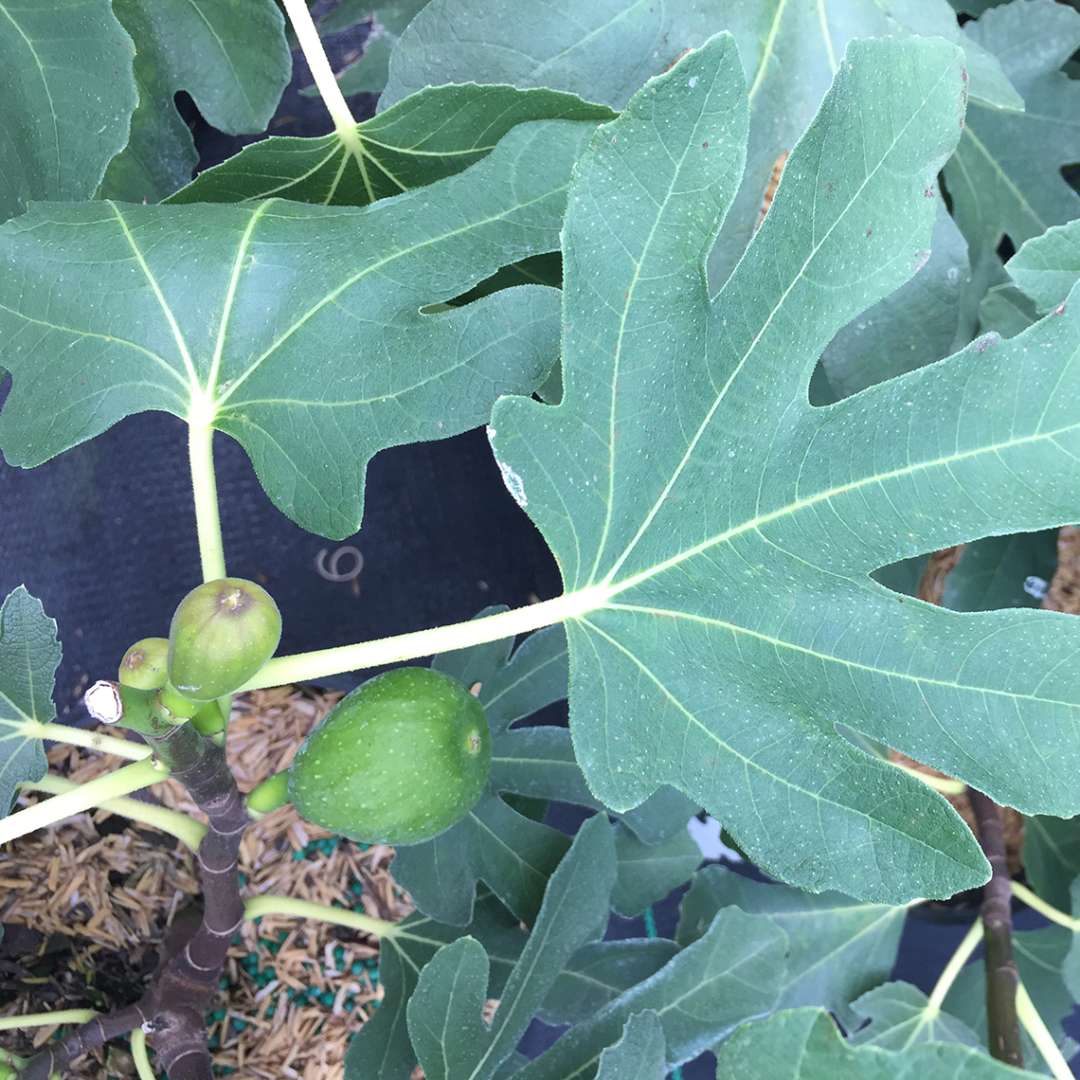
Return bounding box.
[21,772,205,850]
[130,1028,158,1080]
[0,1010,97,1033]
[244,895,400,939]
[1011,881,1080,931]
[1016,980,1074,1080]
[0,757,167,845]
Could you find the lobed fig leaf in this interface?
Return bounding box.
[0,120,595,540]
[167,578,281,701]
[487,33,1080,903]
[289,667,491,845]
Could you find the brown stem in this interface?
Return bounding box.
[22,724,246,1079]
[969,788,1023,1068]
[19,1005,148,1080]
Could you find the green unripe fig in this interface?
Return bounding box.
[167,578,281,701]
[288,667,491,845]
[119,636,169,690]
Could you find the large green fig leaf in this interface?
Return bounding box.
[944,0,1080,271]
[0,0,136,223]
[849,980,982,1049]
[101,0,290,204]
[714,1008,1046,1079]
[595,1011,666,1080]
[344,893,524,1080]
[515,906,787,1079]
[0,119,593,540]
[169,84,614,207]
[489,31,1080,903]
[395,613,693,925]
[382,0,1017,287]
[490,38,1010,902]
[406,815,616,1080]
[0,587,61,814]
[381,0,1016,114]
[676,866,905,1025]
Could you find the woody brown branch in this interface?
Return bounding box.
[969,788,1023,1068]
[22,723,247,1080]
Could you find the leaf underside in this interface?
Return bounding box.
[170,83,614,208]
[0,119,595,539]
[490,34,1080,903]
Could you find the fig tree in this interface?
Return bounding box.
[288,666,491,845]
[167,578,281,701]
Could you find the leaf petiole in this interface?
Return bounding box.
[241,587,606,690]
[926,918,982,1011]
[0,1010,97,1032]
[1016,980,1073,1080]
[188,413,227,583]
[1010,881,1080,930]
[22,720,151,761]
[280,0,359,143]
[244,895,399,938]
[22,773,205,850]
[0,758,168,846]
[130,1027,158,1080]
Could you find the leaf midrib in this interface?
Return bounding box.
[605,413,1080,595]
[604,600,1080,711]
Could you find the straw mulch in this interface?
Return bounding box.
[0,687,413,1079]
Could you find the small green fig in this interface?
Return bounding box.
[118,636,169,690]
[167,578,281,701]
[288,667,491,845]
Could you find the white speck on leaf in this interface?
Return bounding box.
[496,460,528,508]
